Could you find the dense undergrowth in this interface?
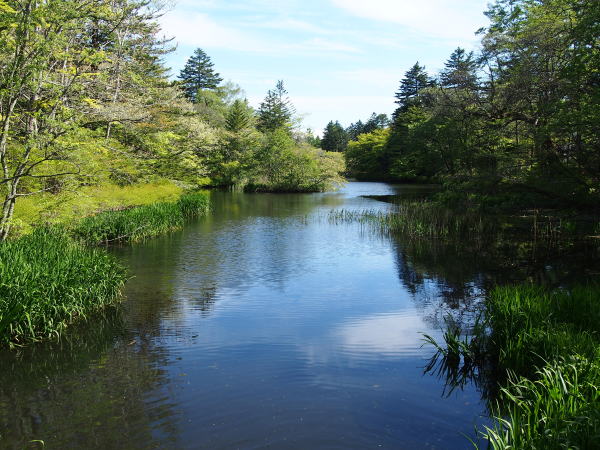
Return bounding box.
[0,228,126,348]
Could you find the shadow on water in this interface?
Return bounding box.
[0,308,181,449]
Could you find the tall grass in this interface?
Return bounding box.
[11,180,184,236]
[424,284,600,448]
[73,192,210,245]
[0,228,126,348]
[329,202,497,240]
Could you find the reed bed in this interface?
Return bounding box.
[425,284,600,448]
[0,228,126,348]
[329,202,497,240]
[74,192,210,245]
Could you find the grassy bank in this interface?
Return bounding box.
[73,192,210,245]
[11,181,184,236]
[0,228,126,348]
[426,285,600,448]
[481,285,600,449]
[1,190,210,347]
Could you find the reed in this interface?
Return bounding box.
[329,202,497,240]
[0,228,126,348]
[424,284,600,448]
[74,191,210,245]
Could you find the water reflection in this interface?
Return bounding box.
[9,183,586,448]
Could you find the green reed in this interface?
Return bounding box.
[329,202,497,240]
[424,284,600,448]
[74,191,210,245]
[0,227,126,348]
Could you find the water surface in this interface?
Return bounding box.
[2,183,498,449]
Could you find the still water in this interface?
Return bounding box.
[1,183,495,449]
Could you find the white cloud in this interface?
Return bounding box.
[160,12,266,52]
[331,0,488,42]
[160,11,360,55]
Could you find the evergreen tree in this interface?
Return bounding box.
[393,62,430,114]
[347,120,365,141]
[440,47,478,89]
[257,81,295,132]
[225,99,253,133]
[363,113,390,134]
[321,121,349,152]
[178,48,223,102]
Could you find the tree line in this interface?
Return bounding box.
[0,0,343,240]
[338,0,599,209]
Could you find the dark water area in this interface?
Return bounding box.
[1,182,596,449]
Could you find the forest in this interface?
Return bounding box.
[323,0,599,211]
[0,0,343,241]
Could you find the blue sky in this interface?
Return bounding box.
[160,0,491,134]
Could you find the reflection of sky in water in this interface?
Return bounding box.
[335,312,427,357]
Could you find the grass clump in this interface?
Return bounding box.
[73,191,210,245]
[425,284,600,448]
[0,228,126,348]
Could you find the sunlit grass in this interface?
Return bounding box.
[11,180,183,236]
[0,228,126,348]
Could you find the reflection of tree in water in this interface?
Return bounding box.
[0,310,181,449]
[390,228,600,404]
[391,230,600,330]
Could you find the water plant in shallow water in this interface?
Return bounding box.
[424,284,600,448]
[73,192,210,245]
[0,228,126,348]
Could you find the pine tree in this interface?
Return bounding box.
[394,62,430,114]
[225,99,253,133]
[440,47,478,89]
[257,81,295,132]
[178,48,223,102]
[321,121,349,152]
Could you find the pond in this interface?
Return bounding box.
[3,181,592,449]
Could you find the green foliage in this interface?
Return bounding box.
[0,228,126,347]
[247,129,345,192]
[257,81,295,133]
[425,283,600,448]
[343,0,600,208]
[73,192,210,245]
[345,129,390,180]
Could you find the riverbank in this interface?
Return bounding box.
[0,190,210,348]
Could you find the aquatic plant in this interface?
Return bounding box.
[74,192,210,245]
[329,202,497,240]
[0,228,126,347]
[424,284,600,448]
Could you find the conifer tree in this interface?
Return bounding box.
[321,121,349,152]
[257,81,295,132]
[394,62,430,114]
[440,47,478,89]
[178,48,223,102]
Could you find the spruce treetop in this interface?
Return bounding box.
[178,48,223,102]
